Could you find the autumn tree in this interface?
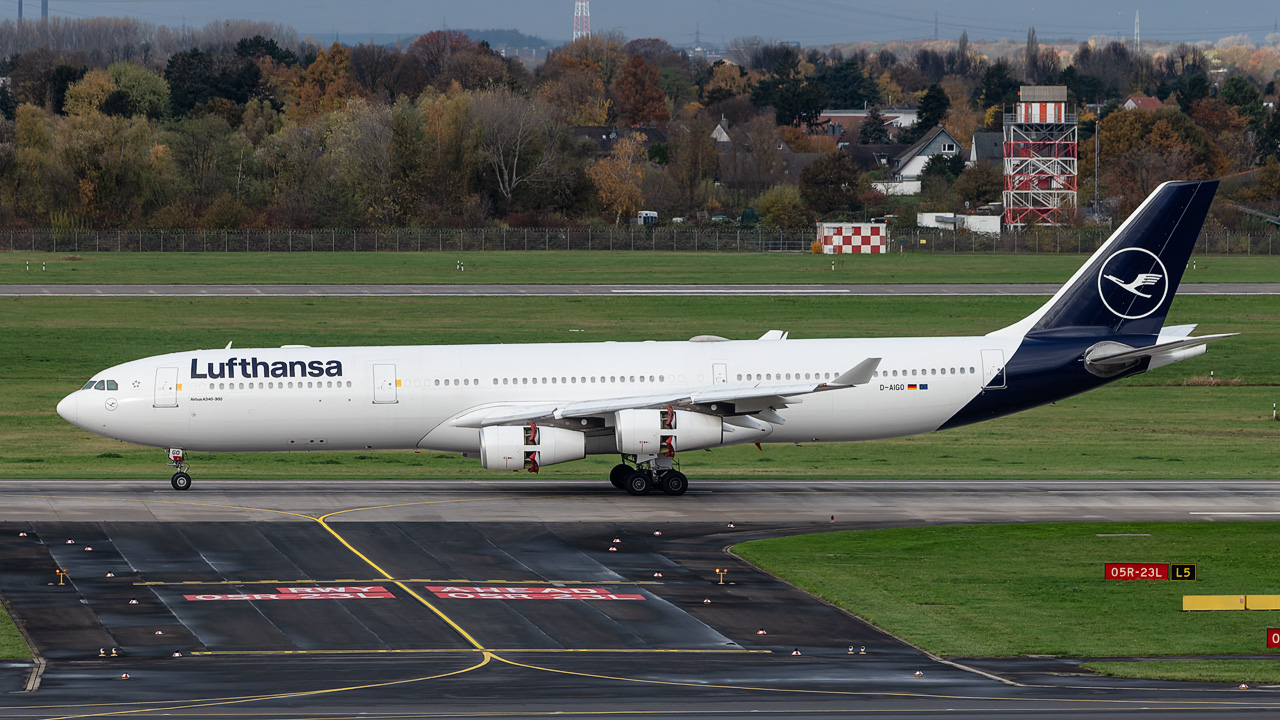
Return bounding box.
[753,183,808,228]
[63,70,117,116]
[586,133,646,225]
[538,70,611,125]
[798,151,863,215]
[107,62,169,118]
[290,42,362,124]
[952,162,1003,207]
[615,53,670,126]
[703,62,751,105]
[666,108,718,208]
[1093,109,1222,215]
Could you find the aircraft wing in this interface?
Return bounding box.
[448,358,880,428]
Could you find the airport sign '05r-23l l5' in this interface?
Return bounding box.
[57,181,1234,497]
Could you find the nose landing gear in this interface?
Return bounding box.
[167,448,191,491]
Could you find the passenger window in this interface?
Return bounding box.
[571,377,576,383]
[219,383,225,389]
[959,367,965,375]
[659,375,664,382]
[911,370,917,376]
[970,366,976,374]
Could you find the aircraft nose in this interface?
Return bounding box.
[56,393,79,425]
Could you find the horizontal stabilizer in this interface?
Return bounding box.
[1086,333,1236,371]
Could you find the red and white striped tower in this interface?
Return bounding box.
[573,1,591,41]
[1002,85,1077,227]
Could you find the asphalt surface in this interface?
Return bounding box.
[3,480,1280,719]
[3,282,1279,297]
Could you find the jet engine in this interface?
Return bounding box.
[614,408,722,456]
[479,424,585,472]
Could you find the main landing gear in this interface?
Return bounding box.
[609,455,688,497]
[167,448,191,491]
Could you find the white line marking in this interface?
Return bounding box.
[1182,507,1280,512]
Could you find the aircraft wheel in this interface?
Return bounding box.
[624,470,652,496]
[170,472,192,491]
[609,463,631,489]
[660,471,688,496]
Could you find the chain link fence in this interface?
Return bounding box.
[2,227,1277,255]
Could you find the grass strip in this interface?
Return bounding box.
[1083,660,1280,684]
[735,523,1280,659]
[1,251,1277,285]
[0,602,30,659]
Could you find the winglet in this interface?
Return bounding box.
[830,358,881,387]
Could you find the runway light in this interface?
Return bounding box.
[18,532,26,537]
[756,628,767,635]
[860,645,866,654]
[653,530,662,536]
[608,547,617,552]
[612,538,621,544]
[830,515,835,523]
[172,652,182,658]
[120,673,130,680]
[914,671,924,678]
[105,572,115,578]
[128,599,138,605]
[84,547,93,552]
[703,599,711,604]
[98,648,105,657]
[110,648,119,657]
[791,649,801,656]
[154,631,163,636]
[653,572,662,578]
[65,539,75,545]
[727,523,735,528]
[1240,683,1249,689]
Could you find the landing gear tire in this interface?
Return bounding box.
[170,472,192,491]
[609,463,631,490]
[659,471,688,496]
[624,470,652,496]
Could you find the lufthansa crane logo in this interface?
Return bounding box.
[1096,247,1168,319]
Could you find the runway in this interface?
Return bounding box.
[2,480,1280,718]
[4,282,1279,297]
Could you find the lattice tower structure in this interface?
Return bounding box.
[1002,86,1077,228]
[573,1,591,41]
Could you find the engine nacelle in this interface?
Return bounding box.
[479,424,585,472]
[614,408,723,455]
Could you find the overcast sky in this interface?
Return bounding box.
[8,0,1277,46]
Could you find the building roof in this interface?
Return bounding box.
[1124,95,1165,111]
[970,131,1003,166]
[896,126,958,166]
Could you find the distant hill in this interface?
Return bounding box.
[321,28,559,50]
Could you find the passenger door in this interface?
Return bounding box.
[154,367,179,408]
[373,364,399,404]
[981,349,1006,390]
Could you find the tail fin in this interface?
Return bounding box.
[994,180,1218,338]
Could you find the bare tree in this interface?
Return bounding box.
[470,89,559,204]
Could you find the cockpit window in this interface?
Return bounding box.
[82,381,96,390]
[105,380,118,391]
[93,380,105,390]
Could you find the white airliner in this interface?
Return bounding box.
[58,181,1231,495]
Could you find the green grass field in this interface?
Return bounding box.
[735,523,1280,682]
[0,294,1274,480]
[2,251,1277,285]
[0,603,27,659]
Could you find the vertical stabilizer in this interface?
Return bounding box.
[993,180,1217,338]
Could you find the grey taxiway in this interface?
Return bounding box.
[2,479,1280,719]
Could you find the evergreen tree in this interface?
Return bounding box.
[899,84,949,145]
[857,107,890,144]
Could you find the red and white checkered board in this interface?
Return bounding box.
[822,225,885,254]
